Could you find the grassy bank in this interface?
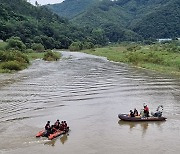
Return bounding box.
[27,50,61,61]
[82,44,180,76]
[27,52,45,61]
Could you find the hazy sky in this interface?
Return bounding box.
[29,0,64,5]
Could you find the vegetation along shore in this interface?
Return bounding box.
[0,0,179,75]
[79,41,180,76]
[0,37,60,73]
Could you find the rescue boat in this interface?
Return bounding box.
[36,127,69,140]
[118,114,167,121]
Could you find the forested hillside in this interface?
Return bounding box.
[132,0,180,38]
[47,0,180,40]
[47,0,98,19]
[1,0,179,50]
[0,0,101,49]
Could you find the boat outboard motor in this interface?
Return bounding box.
[151,105,163,117]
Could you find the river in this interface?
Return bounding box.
[0,51,180,154]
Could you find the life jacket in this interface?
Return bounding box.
[45,123,50,130]
[54,121,60,126]
[59,124,64,131]
[145,106,149,112]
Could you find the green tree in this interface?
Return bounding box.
[91,29,108,46]
[69,41,83,51]
[82,41,94,49]
[6,36,26,51]
[31,43,45,52]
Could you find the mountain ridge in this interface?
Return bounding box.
[47,0,99,19]
[47,0,180,40]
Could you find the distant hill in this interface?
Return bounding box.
[47,0,180,40]
[1,0,179,49]
[132,0,180,39]
[47,0,98,19]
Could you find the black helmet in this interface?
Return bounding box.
[47,121,50,123]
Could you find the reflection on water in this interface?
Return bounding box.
[118,120,166,137]
[44,139,56,147]
[60,134,68,144]
[44,134,69,146]
[118,120,149,130]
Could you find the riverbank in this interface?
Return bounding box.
[81,44,180,76]
[0,39,61,73]
[0,50,60,73]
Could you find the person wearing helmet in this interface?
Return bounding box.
[45,121,51,130]
[144,105,149,117]
[54,119,60,129]
[134,108,138,116]
[130,110,135,117]
[45,121,51,136]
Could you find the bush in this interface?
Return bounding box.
[25,49,34,53]
[1,61,22,71]
[126,52,143,65]
[69,42,83,51]
[43,50,60,61]
[177,61,180,70]
[0,50,29,63]
[82,42,94,49]
[126,51,163,65]
[0,42,7,50]
[31,43,45,52]
[145,51,163,64]
[6,36,26,51]
[0,50,29,72]
[0,51,6,62]
[69,41,95,51]
[127,44,141,52]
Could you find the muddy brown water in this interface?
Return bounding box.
[0,51,180,154]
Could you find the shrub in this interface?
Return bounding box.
[25,49,34,53]
[43,50,60,61]
[147,52,163,64]
[6,37,26,51]
[0,50,29,65]
[126,52,143,65]
[12,51,29,63]
[82,42,94,49]
[177,61,180,70]
[1,61,22,71]
[126,51,164,65]
[31,43,45,52]
[0,51,6,62]
[126,44,141,52]
[69,41,83,51]
[0,42,7,50]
